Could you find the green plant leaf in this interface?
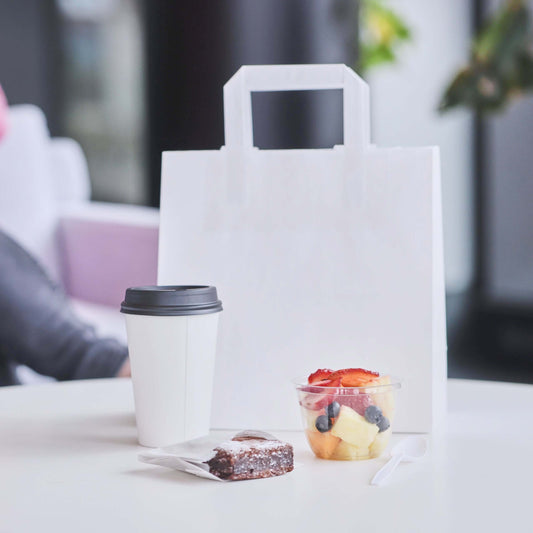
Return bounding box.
[440,0,533,114]
[358,0,411,74]
[475,3,530,69]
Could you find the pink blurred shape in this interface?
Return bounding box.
[59,215,159,309]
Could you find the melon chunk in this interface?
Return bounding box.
[305,430,341,459]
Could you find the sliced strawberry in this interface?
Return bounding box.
[329,368,380,387]
[314,377,340,387]
[308,368,333,384]
[300,393,331,411]
[302,367,379,412]
[306,380,331,390]
[316,377,341,388]
[334,389,372,416]
[300,377,341,410]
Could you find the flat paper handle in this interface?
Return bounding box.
[223,64,370,150]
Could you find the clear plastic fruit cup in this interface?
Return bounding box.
[294,377,401,460]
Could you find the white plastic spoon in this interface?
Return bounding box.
[370,436,427,486]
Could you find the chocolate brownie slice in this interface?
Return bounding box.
[206,431,294,480]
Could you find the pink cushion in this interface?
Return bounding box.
[58,204,159,307]
[0,85,7,140]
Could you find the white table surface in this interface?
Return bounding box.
[1,378,531,533]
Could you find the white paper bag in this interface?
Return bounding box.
[158,64,447,433]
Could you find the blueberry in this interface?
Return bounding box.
[377,416,390,433]
[325,401,340,419]
[315,414,332,433]
[364,405,383,425]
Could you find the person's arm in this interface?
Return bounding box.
[0,230,129,381]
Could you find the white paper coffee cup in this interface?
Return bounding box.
[121,286,222,447]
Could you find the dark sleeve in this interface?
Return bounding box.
[0,230,128,381]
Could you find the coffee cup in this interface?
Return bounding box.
[121,286,222,447]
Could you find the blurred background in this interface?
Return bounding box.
[1,0,532,384]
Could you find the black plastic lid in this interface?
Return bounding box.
[120,286,222,316]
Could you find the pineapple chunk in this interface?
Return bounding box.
[330,405,379,449]
[331,440,370,460]
[369,428,391,458]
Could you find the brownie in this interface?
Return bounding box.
[206,430,294,481]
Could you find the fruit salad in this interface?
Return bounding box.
[296,368,400,460]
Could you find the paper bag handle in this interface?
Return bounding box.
[223,64,370,150]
